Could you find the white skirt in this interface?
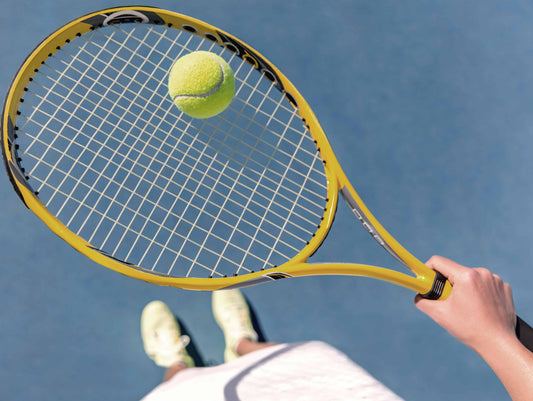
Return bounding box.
[142,341,404,401]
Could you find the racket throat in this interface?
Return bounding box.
[340,187,408,268]
[222,272,293,289]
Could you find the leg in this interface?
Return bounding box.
[163,361,189,382]
[235,338,276,357]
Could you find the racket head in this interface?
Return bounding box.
[2,6,340,289]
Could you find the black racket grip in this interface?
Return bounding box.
[420,271,448,300]
[516,316,533,353]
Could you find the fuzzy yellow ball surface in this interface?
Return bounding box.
[168,51,235,119]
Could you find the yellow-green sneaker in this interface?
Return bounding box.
[141,300,194,368]
[212,289,258,362]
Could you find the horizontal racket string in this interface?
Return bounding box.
[101,23,322,166]
[22,74,326,227]
[19,57,322,256]
[85,25,327,191]
[18,111,307,276]
[23,27,327,225]
[14,21,329,277]
[19,108,315,255]
[19,24,324,276]
[17,110,323,276]
[18,91,298,277]
[17,23,324,276]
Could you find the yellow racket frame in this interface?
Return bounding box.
[2,6,451,298]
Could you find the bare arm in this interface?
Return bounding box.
[414,256,533,401]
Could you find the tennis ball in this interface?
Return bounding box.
[168,51,235,119]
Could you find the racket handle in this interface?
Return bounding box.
[420,270,448,300]
[516,316,533,352]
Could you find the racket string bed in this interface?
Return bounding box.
[13,20,330,279]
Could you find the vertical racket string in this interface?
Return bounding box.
[14,21,329,277]
[54,24,149,225]
[135,92,237,273]
[52,23,162,237]
[227,80,302,274]
[21,28,108,198]
[30,23,327,201]
[208,59,287,275]
[254,100,316,271]
[118,27,305,275]
[77,24,176,248]
[90,22,314,272]
[33,39,327,222]
[99,25,201,257]
[145,48,260,276]
[19,108,311,261]
[38,31,329,215]
[180,159,242,278]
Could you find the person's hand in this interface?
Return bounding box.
[414,255,517,353]
[416,256,533,401]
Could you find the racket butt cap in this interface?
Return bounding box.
[420,271,448,300]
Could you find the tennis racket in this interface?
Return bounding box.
[3,8,533,353]
[2,6,448,298]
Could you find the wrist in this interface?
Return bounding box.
[473,330,524,367]
[469,328,519,359]
[473,332,533,401]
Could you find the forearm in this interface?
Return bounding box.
[414,256,533,400]
[476,335,533,401]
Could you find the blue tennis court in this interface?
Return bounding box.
[2,1,533,400]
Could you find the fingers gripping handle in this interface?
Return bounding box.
[421,271,533,352]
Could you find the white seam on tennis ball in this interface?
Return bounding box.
[172,55,226,100]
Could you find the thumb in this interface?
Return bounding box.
[424,255,470,286]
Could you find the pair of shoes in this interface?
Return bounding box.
[141,289,257,367]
